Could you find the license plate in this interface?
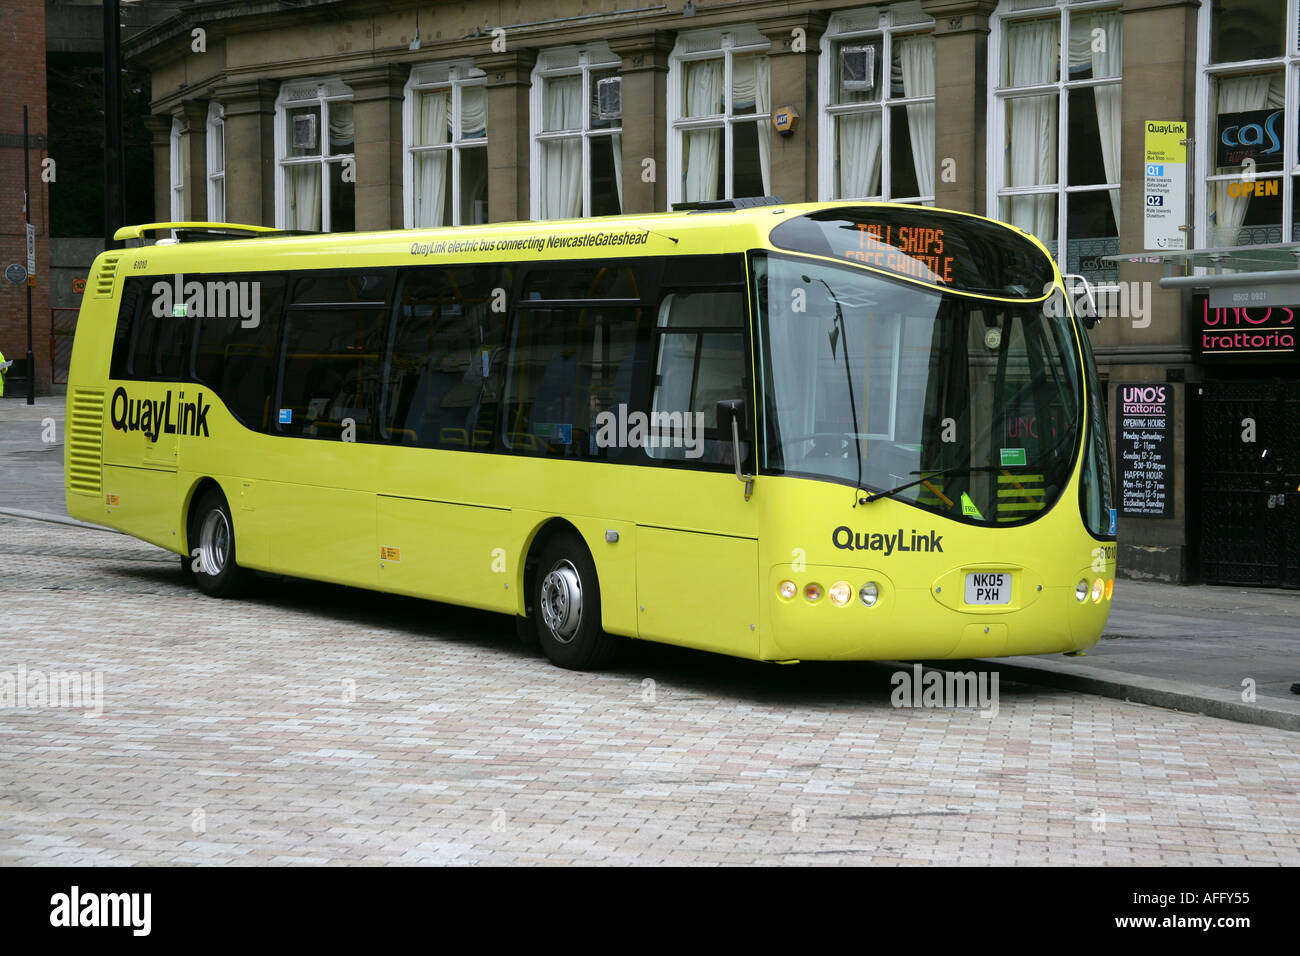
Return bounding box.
[965,572,1010,605]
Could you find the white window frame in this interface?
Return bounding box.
[274,77,355,232]
[987,0,1122,268]
[206,102,225,222]
[530,43,623,220]
[817,5,937,203]
[403,61,488,228]
[666,27,772,208]
[1194,0,1300,247]
[169,117,183,220]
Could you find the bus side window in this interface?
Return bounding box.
[383,264,511,449]
[109,278,148,380]
[192,276,286,431]
[501,263,649,459]
[648,290,746,466]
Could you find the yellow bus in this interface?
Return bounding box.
[66,200,1117,669]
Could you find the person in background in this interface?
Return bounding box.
[0,348,10,397]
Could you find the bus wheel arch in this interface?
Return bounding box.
[520,519,619,668]
[184,481,250,598]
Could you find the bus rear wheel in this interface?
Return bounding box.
[188,488,250,598]
[533,533,620,670]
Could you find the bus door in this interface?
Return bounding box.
[633,280,760,657]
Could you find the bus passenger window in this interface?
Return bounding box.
[383,265,510,449]
[192,276,286,431]
[277,309,386,441]
[648,291,746,465]
[109,278,148,380]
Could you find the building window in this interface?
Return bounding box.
[818,4,936,204]
[989,0,1122,284]
[530,44,624,219]
[667,26,771,206]
[169,117,183,220]
[404,62,488,228]
[1197,0,1299,246]
[206,102,225,222]
[275,78,355,232]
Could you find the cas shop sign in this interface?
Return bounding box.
[1217,108,1284,168]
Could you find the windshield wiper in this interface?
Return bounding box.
[860,465,1002,504]
[802,274,864,507]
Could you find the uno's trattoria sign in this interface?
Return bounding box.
[1193,293,1298,362]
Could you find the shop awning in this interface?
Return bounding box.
[1103,243,1300,308]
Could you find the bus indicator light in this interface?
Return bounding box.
[1105,578,1114,601]
[804,583,823,602]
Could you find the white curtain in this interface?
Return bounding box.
[1077,12,1123,227]
[460,84,487,139]
[542,76,583,218]
[733,56,772,194]
[286,164,321,231]
[838,112,883,199]
[899,36,935,198]
[1209,73,1285,245]
[1005,19,1058,240]
[413,90,449,227]
[611,132,624,210]
[328,101,355,151]
[683,59,723,202]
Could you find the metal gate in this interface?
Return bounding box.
[1197,380,1300,588]
[51,307,78,385]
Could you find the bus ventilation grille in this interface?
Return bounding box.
[94,254,120,298]
[67,389,105,495]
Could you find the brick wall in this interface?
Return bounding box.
[0,0,51,394]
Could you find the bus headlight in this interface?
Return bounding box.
[829,581,852,606]
[1075,579,1089,602]
[859,582,879,607]
[804,583,823,602]
[1091,578,1104,603]
[778,579,796,600]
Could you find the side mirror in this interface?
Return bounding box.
[1063,273,1100,328]
[716,399,754,501]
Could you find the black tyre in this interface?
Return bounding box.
[188,488,250,598]
[532,533,620,669]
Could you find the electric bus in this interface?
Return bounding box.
[66,200,1117,669]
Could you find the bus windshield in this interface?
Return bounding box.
[753,253,1082,525]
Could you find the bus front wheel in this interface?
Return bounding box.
[533,533,620,670]
[188,488,250,598]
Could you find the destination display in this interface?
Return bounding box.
[1116,383,1174,518]
[1192,293,1298,362]
[769,207,1056,298]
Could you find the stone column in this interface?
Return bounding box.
[344,65,409,231]
[480,50,537,222]
[142,115,172,222]
[178,99,209,221]
[609,32,675,214]
[758,13,827,204]
[921,0,998,215]
[210,79,278,227]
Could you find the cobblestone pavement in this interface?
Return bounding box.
[2,516,1299,865]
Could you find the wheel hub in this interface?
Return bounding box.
[539,559,583,643]
[199,509,230,576]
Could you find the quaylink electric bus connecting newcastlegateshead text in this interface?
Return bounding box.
[66,199,1118,670]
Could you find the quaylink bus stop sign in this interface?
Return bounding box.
[4,263,27,286]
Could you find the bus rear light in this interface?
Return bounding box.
[1075,580,1089,602]
[778,579,796,600]
[859,582,879,607]
[828,581,852,606]
[804,583,823,602]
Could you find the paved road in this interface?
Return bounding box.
[2,515,1297,865]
